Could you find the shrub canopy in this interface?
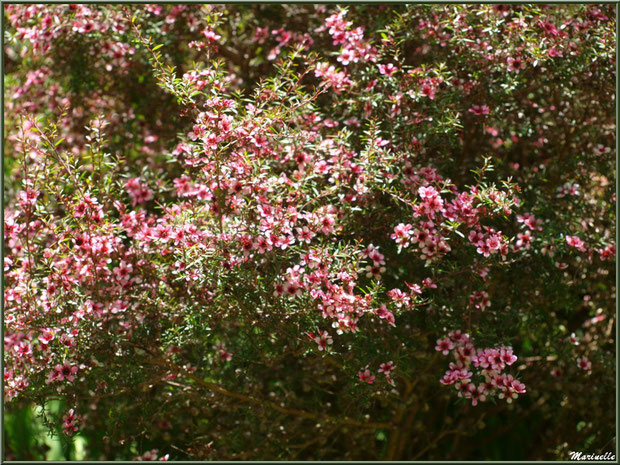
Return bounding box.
[3,4,616,461]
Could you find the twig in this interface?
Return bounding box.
[156,354,393,431]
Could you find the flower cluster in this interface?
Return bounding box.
[437,331,526,406]
[357,361,396,386]
[62,408,82,437]
[323,9,377,65]
[3,3,614,461]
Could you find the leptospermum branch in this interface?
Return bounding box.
[155,354,394,431]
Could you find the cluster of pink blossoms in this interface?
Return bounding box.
[516,213,543,231]
[6,4,136,70]
[565,235,587,253]
[4,369,29,403]
[358,361,395,386]
[267,27,313,61]
[436,331,526,406]
[468,104,490,116]
[556,182,581,198]
[272,245,384,338]
[469,291,491,312]
[468,227,509,258]
[391,191,452,264]
[314,62,352,93]
[410,70,444,100]
[322,9,377,65]
[46,361,80,384]
[598,244,616,261]
[362,244,386,279]
[3,4,615,458]
[311,272,371,335]
[308,330,333,351]
[62,408,82,436]
[313,6,379,93]
[125,177,154,207]
[513,213,543,252]
[392,166,519,265]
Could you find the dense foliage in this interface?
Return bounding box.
[3,3,616,461]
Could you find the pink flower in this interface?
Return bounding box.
[47,361,79,384]
[358,368,375,384]
[374,305,396,327]
[565,235,586,252]
[517,213,543,231]
[365,263,386,279]
[468,385,487,406]
[113,260,133,282]
[419,82,436,100]
[314,62,352,93]
[73,201,88,218]
[469,291,490,311]
[418,185,439,200]
[283,280,304,298]
[456,343,476,364]
[387,288,411,308]
[391,223,413,248]
[449,330,469,344]
[18,188,39,207]
[594,144,611,156]
[468,105,490,115]
[496,375,527,403]
[377,63,397,76]
[378,361,396,385]
[499,347,517,366]
[506,56,526,73]
[38,328,55,345]
[319,215,336,235]
[296,227,316,244]
[469,229,485,246]
[62,408,82,436]
[435,337,454,355]
[440,364,472,386]
[313,330,333,351]
[201,28,221,42]
[405,282,422,294]
[539,21,558,36]
[598,244,615,261]
[363,244,386,266]
[577,356,592,371]
[486,236,500,251]
[125,177,153,206]
[515,230,532,250]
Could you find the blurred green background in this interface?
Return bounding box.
[5,402,87,461]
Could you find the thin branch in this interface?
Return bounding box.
[155,354,393,431]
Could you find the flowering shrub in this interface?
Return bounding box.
[3,4,615,461]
